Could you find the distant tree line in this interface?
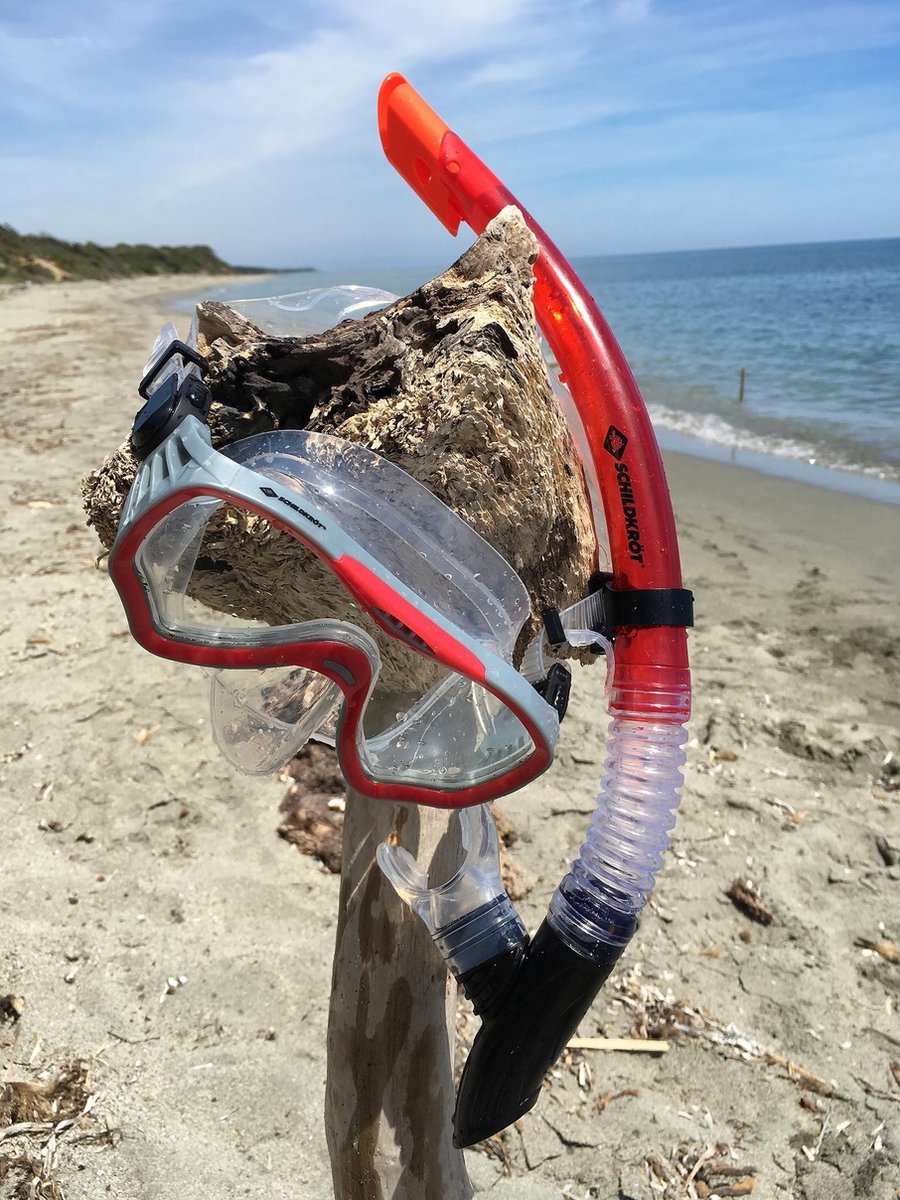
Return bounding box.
[0,223,267,283]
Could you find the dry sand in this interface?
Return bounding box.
[0,276,898,1200]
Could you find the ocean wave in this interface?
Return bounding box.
[646,403,900,483]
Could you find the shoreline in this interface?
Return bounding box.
[1,274,898,1199]
[657,425,900,507]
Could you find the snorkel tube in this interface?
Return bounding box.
[377,74,693,1146]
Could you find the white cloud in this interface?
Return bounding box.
[0,4,175,108]
[614,0,652,24]
[463,56,558,87]
[120,2,538,204]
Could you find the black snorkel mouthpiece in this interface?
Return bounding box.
[453,918,625,1147]
[431,894,530,1000]
[131,339,212,460]
[377,802,639,1146]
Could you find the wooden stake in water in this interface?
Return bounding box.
[738,367,747,404]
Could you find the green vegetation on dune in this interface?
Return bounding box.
[0,223,260,283]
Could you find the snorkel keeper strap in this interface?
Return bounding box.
[590,570,694,636]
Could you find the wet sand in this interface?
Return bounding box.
[1,276,898,1199]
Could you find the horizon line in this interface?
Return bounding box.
[278,232,900,274]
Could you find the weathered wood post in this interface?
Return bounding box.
[325,771,471,1198]
[83,208,596,1196]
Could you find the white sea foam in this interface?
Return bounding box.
[646,403,899,483]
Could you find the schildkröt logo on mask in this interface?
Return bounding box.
[259,485,326,530]
[603,427,644,565]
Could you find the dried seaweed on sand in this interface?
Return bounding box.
[614,967,834,1096]
[0,1060,113,1199]
[725,878,774,926]
[646,1141,758,1198]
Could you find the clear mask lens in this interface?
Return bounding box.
[222,430,530,659]
[365,675,532,787]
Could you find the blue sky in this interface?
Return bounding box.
[2,0,899,267]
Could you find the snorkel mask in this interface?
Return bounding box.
[109,328,569,809]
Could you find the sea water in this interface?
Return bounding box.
[186,237,900,502]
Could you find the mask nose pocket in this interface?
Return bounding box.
[209,666,342,775]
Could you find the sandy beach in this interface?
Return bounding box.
[1,276,898,1199]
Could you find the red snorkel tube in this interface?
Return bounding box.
[379,75,693,1146]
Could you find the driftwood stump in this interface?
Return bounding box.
[325,737,472,1198]
[83,208,597,1196]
